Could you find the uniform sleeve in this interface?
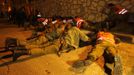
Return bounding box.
[45,34,53,41]
[108,46,117,56]
[76,28,89,41]
[88,43,105,61]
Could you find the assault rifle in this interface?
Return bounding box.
[26,35,41,40]
[0,37,26,53]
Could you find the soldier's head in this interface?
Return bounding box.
[101,27,109,32]
[108,3,115,8]
[65,23,72,30]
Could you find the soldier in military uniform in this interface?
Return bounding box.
[71,28,121,75]
[12,22,91,61]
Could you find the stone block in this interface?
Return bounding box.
[84,8,90,13]
[121,1,130,7]
[60,2,63,5]
[105,0,109,2]
[91,2,98,7]
[89,6,96,10]
[64,6,68,10]
[81,0,87,2]
[94,0,99,2]
[86,1,91,7]
[97,7,103,12]
[88,14,96,21]
[98,1,106,7]
[73,0,77,4]
[76,9,81,13]
[73,4,79,9]
[82,3,87,7]
[95,13,107,22]
[67,0,73,3]
[83,14,89,19]
[67,5,71,9]
[77,0,83,4]
[71,10,76,15]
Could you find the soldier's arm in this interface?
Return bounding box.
[77,28,91,42]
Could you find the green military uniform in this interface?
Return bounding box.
[64,27,89,49]
[87,31,117,75]
[88,40,116,61]
[26,24,65,55]
[28,39,61,55]
[70,31,118,74]
[27,35,48,46]
[28,26,89,55]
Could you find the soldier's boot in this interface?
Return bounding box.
[12,49,29,62]
[69,60,86,74]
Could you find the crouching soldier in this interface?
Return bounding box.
[71,28,122,75]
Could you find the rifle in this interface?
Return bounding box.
[0,37,27,53]
[26,35,41,40]
[26,31,45,40]
[56,28,68,57]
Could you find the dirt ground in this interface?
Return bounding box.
[0,23,134,75]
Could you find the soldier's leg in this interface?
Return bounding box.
[43,44,60,54]
[13,39,60,61]
[12,44,47,61]
[35,35,48,45]
[70,42,106,73]
[88,43,106,61]
[27,35,48,46]
[12,49,29,61]
[104,46,115,75]
[29,44,59,55]
[96,56,105,69]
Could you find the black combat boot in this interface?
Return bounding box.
[12,49,29,62]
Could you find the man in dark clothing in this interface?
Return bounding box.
[16,8,27,27]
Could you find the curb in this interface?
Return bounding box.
[113,33,134,44]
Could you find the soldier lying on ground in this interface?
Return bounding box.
[10,22,91,61]
[0,18,64,60]
[70,28,122,75]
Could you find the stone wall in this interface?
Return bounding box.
[30,0,58,17]
[30,0,134,22]
[56,0,134,22]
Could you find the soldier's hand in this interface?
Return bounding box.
[72,60,85,68]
